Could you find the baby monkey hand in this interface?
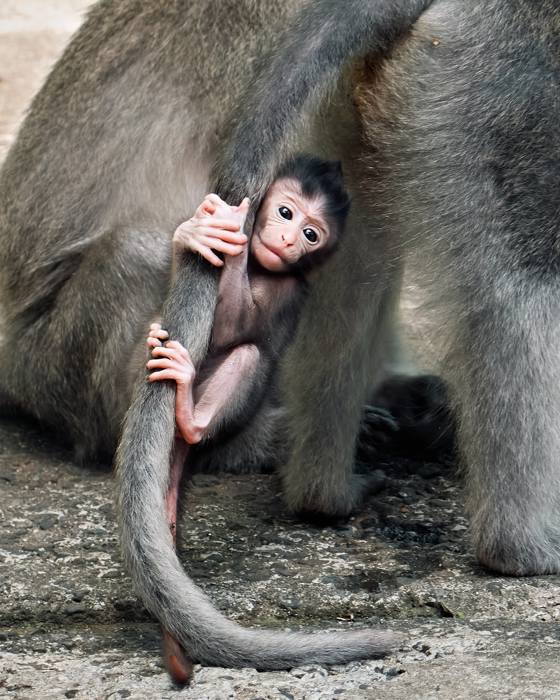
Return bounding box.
[173,194,250,267]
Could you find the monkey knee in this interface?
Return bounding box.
[185,431,203,445]
[179,423,204,445]
[235,343,260,371]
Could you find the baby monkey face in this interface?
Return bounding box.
[251,178,331,272]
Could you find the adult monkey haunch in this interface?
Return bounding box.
[116,0,433,670]
[0,0,317,462]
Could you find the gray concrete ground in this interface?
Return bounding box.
[2,4,560,699]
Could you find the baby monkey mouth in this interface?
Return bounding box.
[255,231,287,262]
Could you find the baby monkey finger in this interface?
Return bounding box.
[201,218,241,232]
[148,326,169,341]
[190,241,224,267]
[199,236,245,257]
[147,368,189,384]
[164,341,193,364]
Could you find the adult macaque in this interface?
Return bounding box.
[1,0,558,676]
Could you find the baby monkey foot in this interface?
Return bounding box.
[162,628,194,685]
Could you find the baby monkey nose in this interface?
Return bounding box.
[282,230,295,245]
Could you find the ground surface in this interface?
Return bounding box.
[2,4,560,700]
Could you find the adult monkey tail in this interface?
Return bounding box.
[214,0,433,201]
[116,0,432,670]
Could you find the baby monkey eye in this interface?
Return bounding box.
[303,228,319,244]
[278,206,292,220]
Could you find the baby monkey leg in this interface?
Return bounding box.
[162,439,194,684]
[166,440,188,545]
[148,339,263,445]
[187,344,263,441]
[147,330,263,682]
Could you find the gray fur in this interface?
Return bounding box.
[351,0,560,572]
[0,0,558,672]
[116,0,431,667]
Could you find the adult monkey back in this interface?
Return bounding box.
[0,0,558,671]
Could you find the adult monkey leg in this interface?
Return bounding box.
[455,289,560,575]
[208,0,434,516]
[430,1,560,574]
[356,0,560,574]
[280,189,405,516]
[117,0,433,670]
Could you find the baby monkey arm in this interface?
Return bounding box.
[172,194,249,271]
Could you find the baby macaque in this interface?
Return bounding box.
[147,155,350,682]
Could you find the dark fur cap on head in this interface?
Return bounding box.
[272,154,351,272]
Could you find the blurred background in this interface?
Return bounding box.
[0,1,90,163]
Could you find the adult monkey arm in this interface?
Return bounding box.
[117,0,432,670]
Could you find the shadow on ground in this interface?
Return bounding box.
[1,417,560,699]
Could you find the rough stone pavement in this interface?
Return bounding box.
[1,4,560,699]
